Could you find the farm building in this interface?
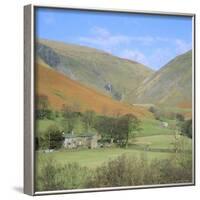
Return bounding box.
[63,132,101,149]
[160,121,168,128]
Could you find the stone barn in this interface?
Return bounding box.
[63,133,100,149]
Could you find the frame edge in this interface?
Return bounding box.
[24,4,34,196]
[24,4,196,195]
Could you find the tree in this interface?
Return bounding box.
[149,106,156,114]
[35,108,54,120]
[115,114,141,148]
[44,125,64,149]
[95,116,117,143]
[181,119,192,138]
[82,110,96,131]
[35,95,54,119]
[176,113,185,122]
[62,104,80,133]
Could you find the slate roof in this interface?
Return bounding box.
[63,132,96,138]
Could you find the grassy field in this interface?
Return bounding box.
[35,111,192,169]
[36,133,192,169]
[35,118,60,136]
[36,147,174,169]
[138,118,175,137]
[35,110,193,191]
[133,134,192,150]
[36,117,175,137]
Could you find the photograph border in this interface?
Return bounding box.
[24,4,196,196]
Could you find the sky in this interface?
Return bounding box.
[35,7,193,70]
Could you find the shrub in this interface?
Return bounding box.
[35,109,54,120]
[149,106,156,113]
[86,154,151,187]
[86,154,192,188]
[181,119,192,138]
[43,125,64,149]
[36,153,192,191]
[36,157,63,191]
[36,157,91,191]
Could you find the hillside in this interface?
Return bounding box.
[35,63,152,118]
[133,50,192,106]
[36,39,154,103]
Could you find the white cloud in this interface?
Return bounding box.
[175,39,192,55]
[79,26,156,53]
[77,26,192,69]
[155,37,171,42]
[79,27,131,52]
[91,26,111,38]
[119,49,149,66]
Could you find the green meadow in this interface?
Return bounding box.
[35,114,192,168]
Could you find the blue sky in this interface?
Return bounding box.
[35,7,192,70]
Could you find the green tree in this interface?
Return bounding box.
[181,119,192,138]
[82,110,96,131]
[62,104,80,133]
[44,125,64,149]
[176,113,185,122]
[35,95,55,119]
[115,114,141,148]
[95,116,117,143]
[149,106,156,114]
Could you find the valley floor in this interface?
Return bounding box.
[36,133,192,168]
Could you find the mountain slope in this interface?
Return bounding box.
[35,63,152,118]
[36,39,154,103]
[134,50,192,106]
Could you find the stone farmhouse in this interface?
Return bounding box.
[63,132,101,149]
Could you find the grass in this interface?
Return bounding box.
[36,147,174,169]
[138,118,175,137]
[133,134,192,150]
[36,117,175,137]
[35,116,63,136]
[35,115,193,191]
[35,119,60,136]
[35,115,192,169]
[134,50,192,105]
[36,133,192,169]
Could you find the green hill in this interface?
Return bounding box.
[134,50,192,106]
[36,39,192,107]
[36,39,154,102]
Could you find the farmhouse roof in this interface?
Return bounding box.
[63,132,96,138]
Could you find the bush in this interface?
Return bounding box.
[36,157,91,191]
[36,153,192,191]
[86,154,149,187]
[43,125,64,149]
[35,109,54,120]
[181,119,192,138]
[149,106,156,113]
[36,157,62,191]
[86,154,192,188]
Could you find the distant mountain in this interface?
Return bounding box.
[134,50,192,106]
[36,62,152,118]
[36,39,154,103]
[36,39,192,107]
